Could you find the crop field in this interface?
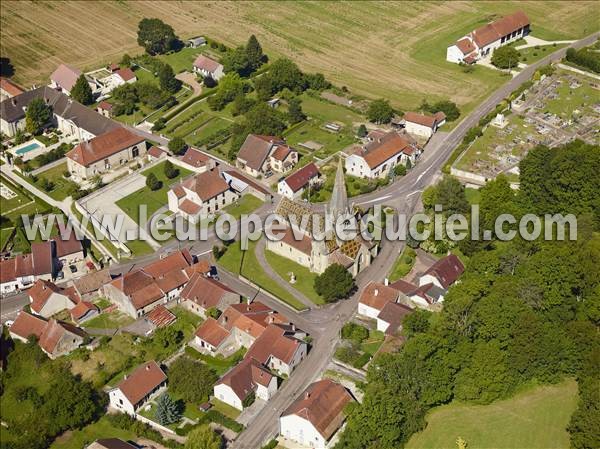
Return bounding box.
[2,1,597,114]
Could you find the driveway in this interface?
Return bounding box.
[176,71,203,95]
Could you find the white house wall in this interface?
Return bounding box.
[280,414,328,449]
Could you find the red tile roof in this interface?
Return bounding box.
[0,257,17,284]
[283,163,320,193]
[31,241,53,276]
[29,279,79,313]
[73,269,112,295]
[456,38,476,55]
[179,198,202,215]
[98,100,113,111]
[70,301,98,321]
[356,131,414,169]
[217,357,273,401]
[116,361,167,406]
[147,146,166,158]
[115,67,136,82]
[184,259,211,277]
[271,145,293,161]
[388,279,419,295]
[9,311,47,341]
[283,379,353,440]
[145,305,177,328]
[14,253,34,278]
[472,11,529,48]
[54,231,84,258]
[66,127,144,167]
[181,147,210,168]
[195,317,231,347]
[423,254,465,288]
[377,301,413,335]
[181,169,229,202]
[193,55,222,73]
[0,77,24,96]
[180,273,238,308]
[278,225,313,255]
[50,64,82,92]
[359,281,399,311]
[404,111,438,128]
[245,324,302,365]
[39,319,86,354]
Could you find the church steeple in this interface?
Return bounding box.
[328,156,349,219]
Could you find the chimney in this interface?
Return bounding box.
[374,288,379,296]
[305,392,311,399]
[124,374,128,380]
[11,98,17,106]
[145,365,150,371]
[384,278,389,286]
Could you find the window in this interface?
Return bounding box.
[132,146,139,158]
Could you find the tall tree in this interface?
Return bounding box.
[137,18,178,55]
[158,63,181,93]
[314,264,355,302]
[25,98,52,134]
[287,97,306,124]
[491,46,521,70]
[168,357,218,403]
[184,425,222,449]
[168,136,187,155]
[367,99,394,124]
[268,58,306,93]
[70,74,93,105]
[222,46,251,76]
[433,175,469,216]
[245,34,265,70]
[155,393,181,425]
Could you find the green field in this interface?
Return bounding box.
[83,310,134,329]
[518,43,567,64]
[1,176,33,211]
[284,120,357,160]
[406,379,579,449]
[116,161,193,225]
[34,162,79,200]
[264,249,325,305]
[49,416,136,449]
[185,346,246,376]
[223,194,264,220]
[388,247,417,282]
[218,241,307,311]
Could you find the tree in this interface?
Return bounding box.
[203,75,217,88]
[314,264,355,302]
[155,393,181,425]
[158,62,181,93]
[207,307,221,319]
[168,357,218,403]
[246,34,266,70]
[146,172,161,191]
[120,53,132,67]
[268,58,306,93]
[357,124,368,137]
[433,175,469,216]
[25,98,52,134]
[184,425,222,449]
[163,160,179,179]
[367,99,394,124]
[222,46,251,76]
[421,99,460,122]
[137,18,178,55]
[287,97,306,124]
[231,93,256,116]
[168,136,187,155]
[70,74,93,105]
[254,75,274,101]
[394,164,407,176]
[304,72,330,91]
[491,45,521,70]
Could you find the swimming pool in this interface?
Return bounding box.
[15,142,41,155]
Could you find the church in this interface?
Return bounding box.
[266,158,379,276]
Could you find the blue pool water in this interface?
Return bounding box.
[15,142,41,155]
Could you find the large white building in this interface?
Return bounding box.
[193,55,225,80]
[446,11,530,64]
[403,111,446,139]
[345,130,418,179]
[279,379,354,449]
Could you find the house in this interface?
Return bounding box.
[376,301,413,334]
[213,357,278,410]
[222,170,273,202]
[0,86,120,138]
[97,101,113,118]
[236,134,298,178]
[113,68,137,85]
[28,279,80,318]
[357,281,400,319]
[188,36,207,48]
[389,279,446,309]
[278,162,321,200]
[180,273,241,317]
[167,169,238,223]
[420,254,465,290]
[54,230,85,267]
[245,324,307,376]
[108,360,167,416]
[446,11,530,64]
[145,305,177,329]
[179,147,217,172]
[147,145,167,161]
[193,301,289,356]
[86,439,139,449]
[104,249,193,317]
[279,379,354,449]
[345,130,418,179]
[69,300,100,324]
[0,242,55,295]
[0,77,24,99]
[49,64,83,95]
[403,111,446,139]
[66,127,147,179]
[9,311,87,358]
[71,268,112,299]
[193,55,224,80]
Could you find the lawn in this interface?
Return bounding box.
[264,249,325,305]
[223,194,264,220]
[406,378,578,449]
[48,416,136,449]
[185,346,246,376]
[299,93,365,128]
[83,310,135,329]
[518,44,567,64]
[34,161,79,201]
[0,228,14,250]
[218,241,308,311]
[210,398,242,420]
[360,329,385,356]
[1,175,33,211]
[158,47,204,73]
[283,120,357,160]
[388,247,417,282]
[116,161,193,225]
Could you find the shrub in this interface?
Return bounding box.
[146,172,162,191]
[394,164,407,176]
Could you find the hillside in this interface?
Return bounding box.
[1,1,598,114]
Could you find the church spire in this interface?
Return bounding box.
[328,156,348,218]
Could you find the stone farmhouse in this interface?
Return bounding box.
[236,134,299,178]
[193,55,224,80]
[0,86,119,138]
[104,249,196,317]
[178,147,217,172]
[446,11,530,64]
[345,130,419,179]
[403,111,446,139]
[278,162,322,200]
[9,310,87,358]
[66,127,147,180]
[27,278,99,324]
[268,160,378,275]
[213,356,278,411]
[108,360,167,416]
[168,168,239,223]
[279,379,354,449]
